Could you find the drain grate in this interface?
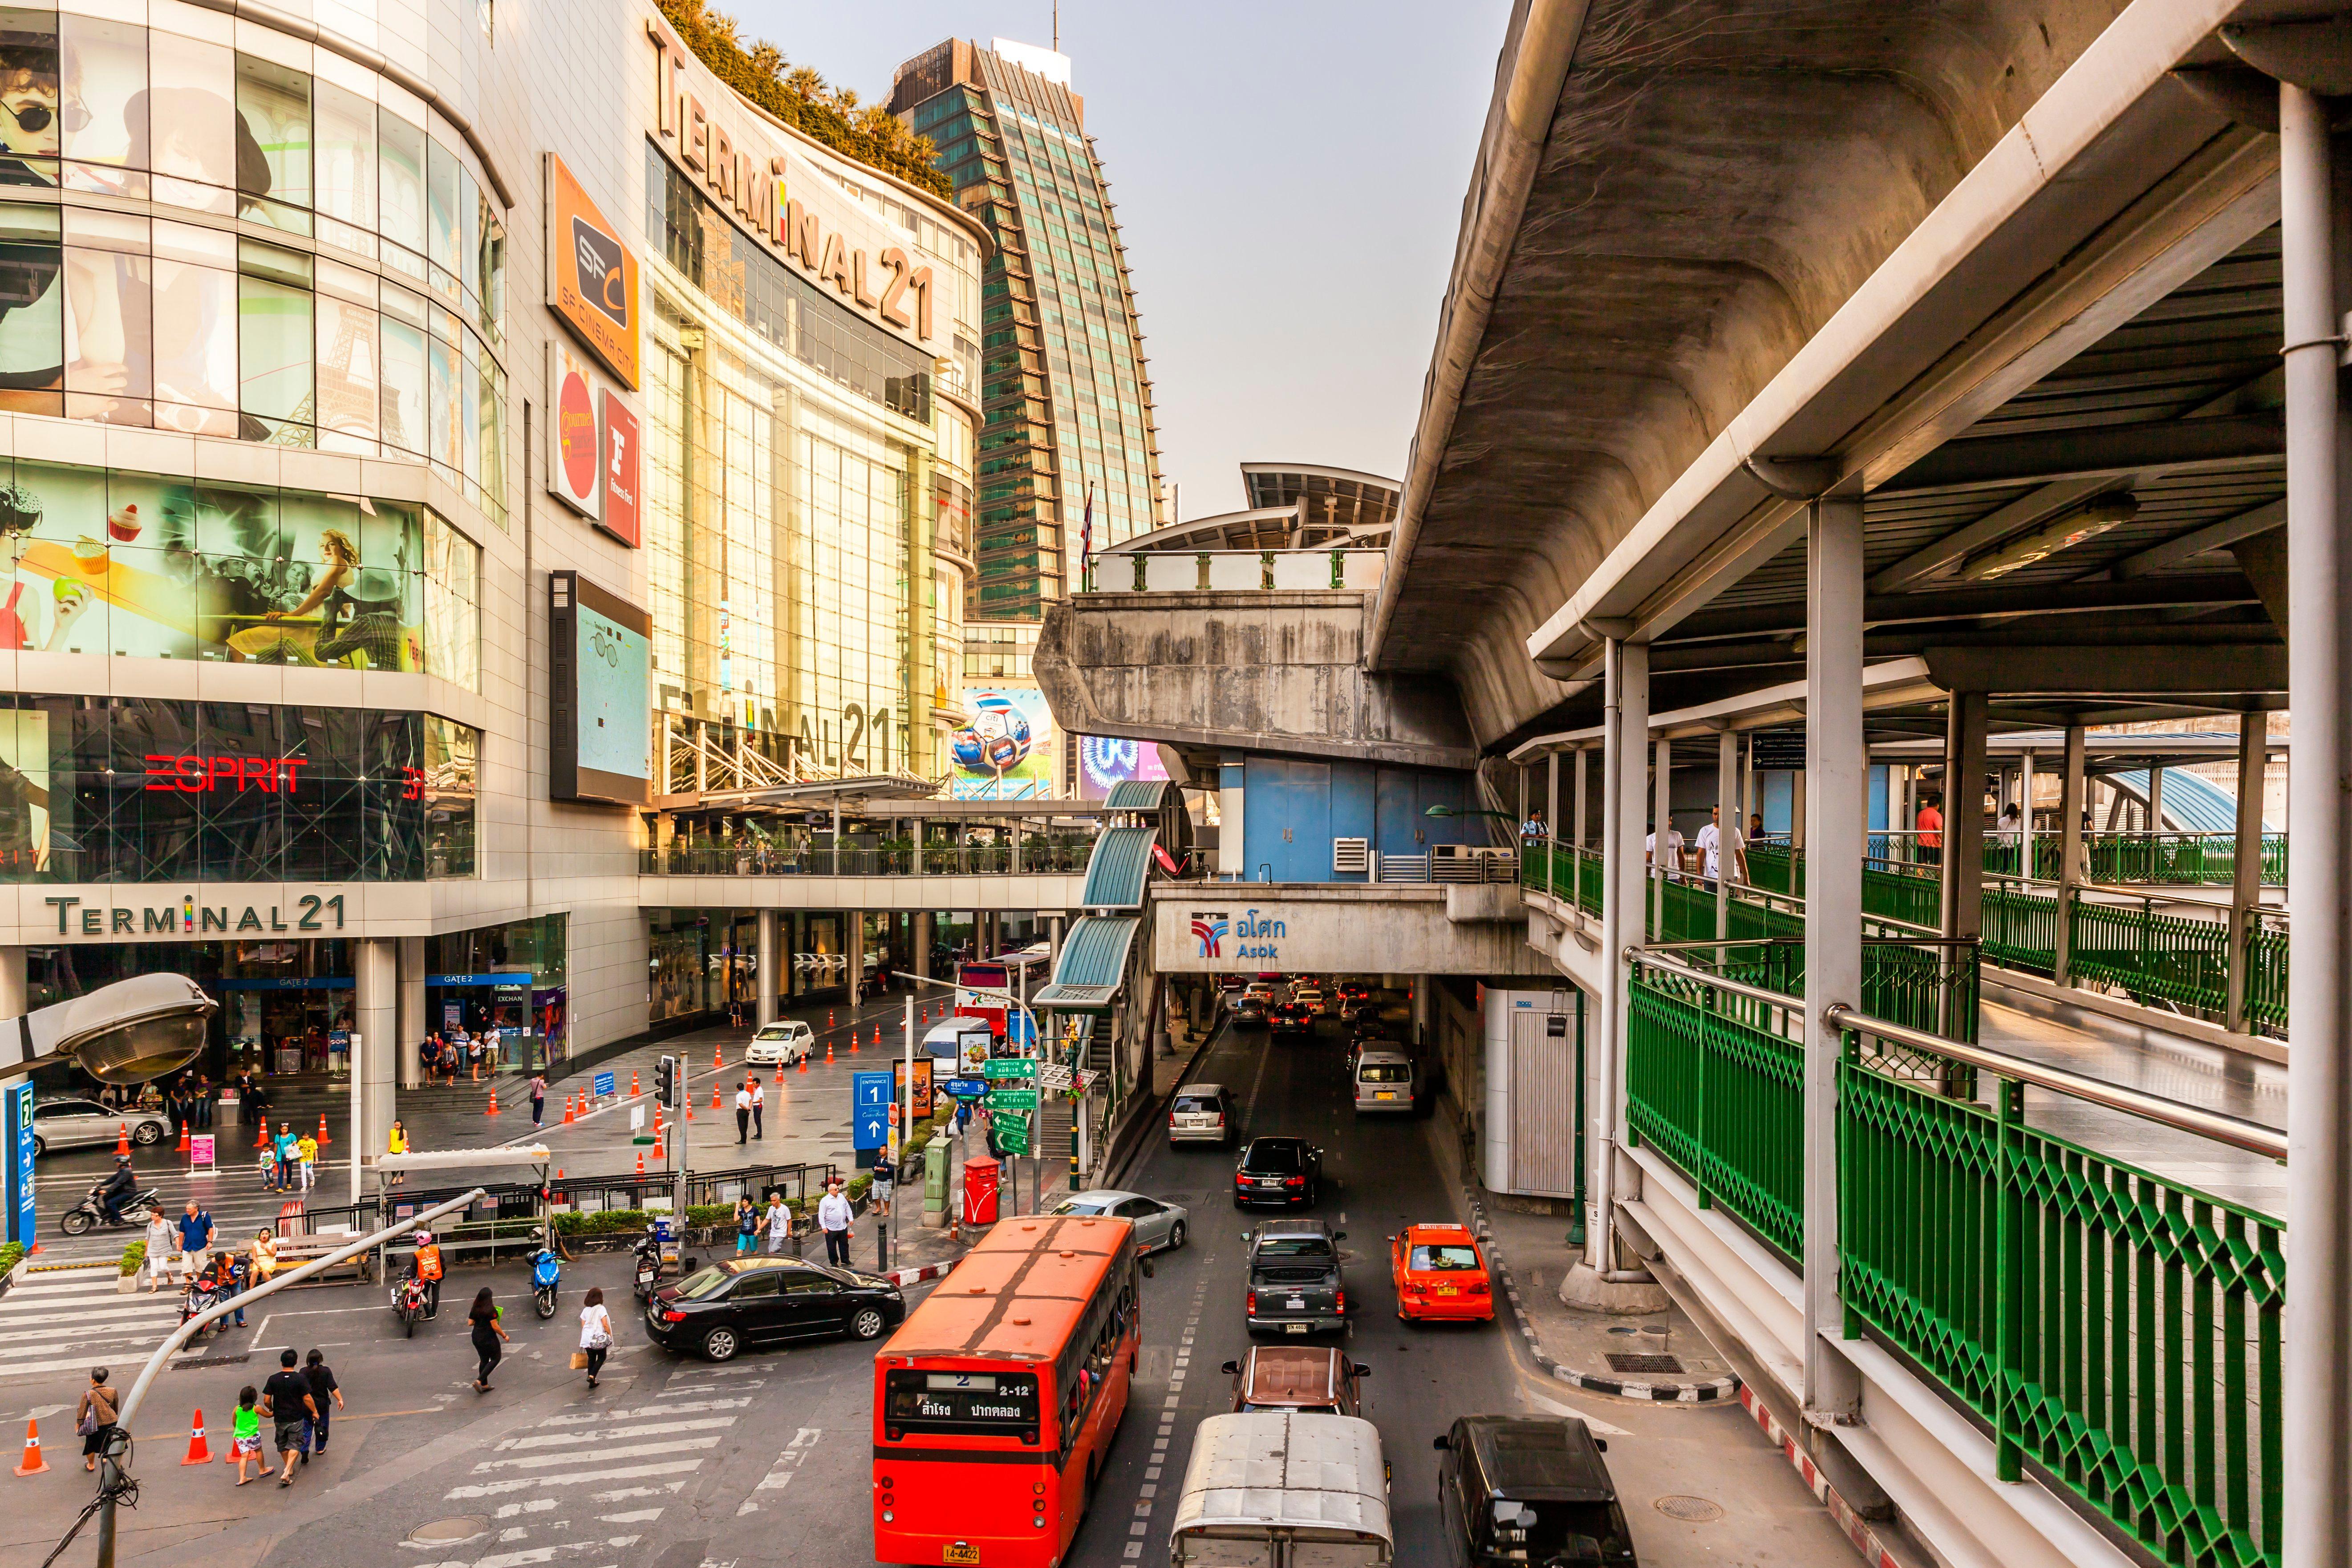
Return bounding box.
[1655,1495,1724,1523]
[409,1516,491,1545]
[1605,1353,1685,1376]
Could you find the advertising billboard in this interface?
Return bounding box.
[549,571,651,805]
[545,153,641,388]
[546,340,603,518]
[951,687,1058,799]
[600,391,643,548]
[1076,734,1168,798]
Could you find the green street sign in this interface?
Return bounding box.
[982,1057,1038,1080]
[993,1108,1032,1154]
[985,1086,1040,1112]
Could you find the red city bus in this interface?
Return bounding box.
[872,1213,1140,1566]
[955,948,1050,1041]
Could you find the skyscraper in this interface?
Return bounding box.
[891,38,1164,620]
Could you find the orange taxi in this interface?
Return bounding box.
[1389,1223,1493,1322]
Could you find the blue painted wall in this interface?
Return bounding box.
[1237,756,1480,882]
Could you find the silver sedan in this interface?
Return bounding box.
[31,1097,170,1155]
[1049,1188,1191,1254]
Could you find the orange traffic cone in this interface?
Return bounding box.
[254,1119,270,1148]
[653,1133,666,1161]
[631,1069,641,1098]
[796,1052,808,1074]
[773,1062,784,1087]
[562,1094,575,1126]
[114,1122,130,1156]
[653,1103,664,1135]
[825,1040,835,1065]
[875,1025,884,1049]
[635,1149,645,1176]
[13,1417,46,1475]
[713,1042,723,1069]
[710,1084,722,1111]
[175,1122,190,1153]
[848,1028,859,1054]
[315,1114,331,1147]
[485,1090,500,1117]
[180,1410,211,1465]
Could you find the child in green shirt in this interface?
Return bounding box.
[231,1386,262,1484]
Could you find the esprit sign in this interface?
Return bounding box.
[648,19,937,345]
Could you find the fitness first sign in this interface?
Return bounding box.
[646,17,942,349]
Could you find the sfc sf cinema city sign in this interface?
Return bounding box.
[648,19,939,345]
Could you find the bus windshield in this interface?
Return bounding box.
[884,1369,1041,1437]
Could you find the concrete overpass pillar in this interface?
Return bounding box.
[1940,692,1988,944]
[2225,713,2265,1032]
[1715,728,1738,938]
[1572,747,1589,849]
[1802,491,1865,1419]
[2054,726,2085,988]
[396,936,424,1091]
[1580,636,1648,1287]
[1650,737,1671,937]
[353,937,396,1204]
[916,911,937,980]
[757,911,780,1026]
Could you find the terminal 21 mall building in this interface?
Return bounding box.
[0,0,988,1213]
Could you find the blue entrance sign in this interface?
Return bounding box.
[593,1070,616,1098]
[5,1081,31,1245]
[851,1070,893,1150]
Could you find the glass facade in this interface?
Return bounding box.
[641,144,945,783]
[0,695,476,883]
[0,458,478,682]
[892,45,1162,620]
[0,9,509,521]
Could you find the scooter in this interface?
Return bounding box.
[631,1233,663,1300]
[531,1245,562,1319]
[392,1272,431,1337]
[59,1181,162,1236]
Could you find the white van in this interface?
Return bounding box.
[1170,1410,1392,1565]
[921,1018,994,1072]
[1353,1050,1417,1114]
[743,1020,815,1065]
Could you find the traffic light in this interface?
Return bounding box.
[654,1055,677,1109]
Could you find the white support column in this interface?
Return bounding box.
[2280,79,2350,1567]
[2148,764,2165,835]
[2226,713,2266,1033]
[1573,747,1590,850]
[757,910,780,1026]
[2056,725,2086,987]
[1791,768,1807,851]
[1545,752,1560,848]
[2019,749,2036,879]
[1652,736,1671,938]
[396,935,424,1090]
[1715,728,1738,937]
[1588,639,1647,1275]
[1803,491,1865,1418]
[353,937,396,1204]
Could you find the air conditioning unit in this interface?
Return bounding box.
[1332,837,1370,873]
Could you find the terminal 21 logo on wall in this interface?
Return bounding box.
[1191,913,1227,959]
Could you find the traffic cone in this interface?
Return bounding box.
[653,1103,664,1136]
[485,1089,500,1117]
[653,1133,665,1161]
[12,1417,46,1475]
[797,1052,808,1074]
[255,1119,270,1148]
[175,1122,190,1153]
[562,1094,575,1126]
[316,1114,331,1147]
[710,1084,722,1111]
[635,1149,645,1177]
[714,1043,724,1069]
[631,1069,641,1098]
[773,1062,784,1087]
[875,1025,884,1049]
[115,1122,130,1156]
[825,1041,835,1065]
[180,1410,211,1465]
[848,1028,859,1054]
[828,1009,836,1029]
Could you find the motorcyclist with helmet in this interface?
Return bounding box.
[411,1229,444,1318]
[97,1154,138,1227]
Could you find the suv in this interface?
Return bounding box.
[744,1020,815,1066]
[1243,1218,1347,1336]
[1269,1001,1316,1039]
[1221,1345,1369,1416]
[1434,1416,1637,1566]
[1169,1084,1237,1147]
[1233,1136,1323,1208]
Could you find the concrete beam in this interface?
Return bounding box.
[1875,415,2281,497]
[2111,496,2286,578]
[1868,478,2119,590]
[1659,572,2261,644]
[1921,642,2287,695]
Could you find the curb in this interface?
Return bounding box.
[1738,1383,1905,1568]
[1459,1185,1740,1403]
[885,1258,958,1287]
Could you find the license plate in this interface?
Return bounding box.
[1285,1322,1309,1334]
[1258,1179,1280,1187]
[944,1546,981,1565]
[1437,1286,1459,1297]
[1375,1091,1397,1101]
[1286,1297,1306,1309]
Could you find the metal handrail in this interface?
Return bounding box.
[1627,945,1801,1012]
[1823,1001,2286,1159]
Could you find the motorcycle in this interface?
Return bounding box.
[59,1182,162,1236]
[531,1244,562,1319]
[631,1233,662,1300]
[392,1272,432,1337]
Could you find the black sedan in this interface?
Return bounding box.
[1233,1136,1325,1208]
[643,1256,904,1361]
[1269,1001,1316,1039]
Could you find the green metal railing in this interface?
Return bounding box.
[1623,960,2287,1568]
[1875,833,2287,888]
[1521,840,1603,914]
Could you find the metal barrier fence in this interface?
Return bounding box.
[643,837,1097,877]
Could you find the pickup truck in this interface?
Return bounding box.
[1245,1218,1346,1336]
[1170,1411,1392,1566]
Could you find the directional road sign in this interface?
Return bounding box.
[984,1086,1040,1112]
[943,1076,990,1099]
[982,1057,1038,1081]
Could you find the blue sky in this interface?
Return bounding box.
[727,1,1515,520]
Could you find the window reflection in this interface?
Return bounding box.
[59,15,146,193]
[0,7,58,185]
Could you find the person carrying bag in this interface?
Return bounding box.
[573,1287,614,1388]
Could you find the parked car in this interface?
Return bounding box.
[30,1098,169,1156]
[1354,1050,1419,1114]
[642,1257,904,1361]
[1434,1416,1636,1566]
[1221,1344,1369,1416]
[1049,1188,1189,1253]
[1391,1224,1494,1323]
[1270,1001,1317,1039]
[1170,1083,1238,1147]
[1234,1136,1324,1208]
[1244,1217,1347,1336]
[743,1020,816,1066]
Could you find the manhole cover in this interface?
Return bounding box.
[1605,1353,1685,1376]
[1655,1495,1724,1523]
[409,1517,491,1545]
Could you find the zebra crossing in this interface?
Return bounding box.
[0,1263,209,1380]
[414,1362,817,1566]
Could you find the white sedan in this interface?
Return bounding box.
[744,1021,816,1066]
[1050,1189,1190,1254]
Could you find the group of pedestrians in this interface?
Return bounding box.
[229,1348,344,1486]
[419,1028,501,1085]
[733,1076,769,1142]
[259,1121,318,1192]
[732,1193,800,1256]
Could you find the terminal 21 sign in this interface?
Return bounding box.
[41,893,348,939]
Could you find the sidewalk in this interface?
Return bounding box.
[1422,1108,1740,1402]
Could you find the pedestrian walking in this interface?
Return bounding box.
[274,1123,300,1191]
[763,1194,793,1255]
[296,1130,318,1191]
[577,1287,613,1388]
[871,1154,895,1220]
[750,1076,765,1139]
[76,1368,118,1472]
[176,1200,214,1280]
[734,1082,752,1144]
[230,1386,264,1485]
[223,1250,250,1327]
[529,1072,547,1129]
[300,1349,342,1459]
[468,1032,484,1081]
[260,1349,317,1487]
[141,1210,175,1292]
[734,1196,758,1256]
[817,1179,854,1268]
[387,1119,408,1187]
[468,1286,508,1391]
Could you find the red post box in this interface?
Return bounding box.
[961,1154,1001,1226]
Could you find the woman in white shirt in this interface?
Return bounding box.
[577,1286,614,1389]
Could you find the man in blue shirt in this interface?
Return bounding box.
[175,1200,215,1274]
